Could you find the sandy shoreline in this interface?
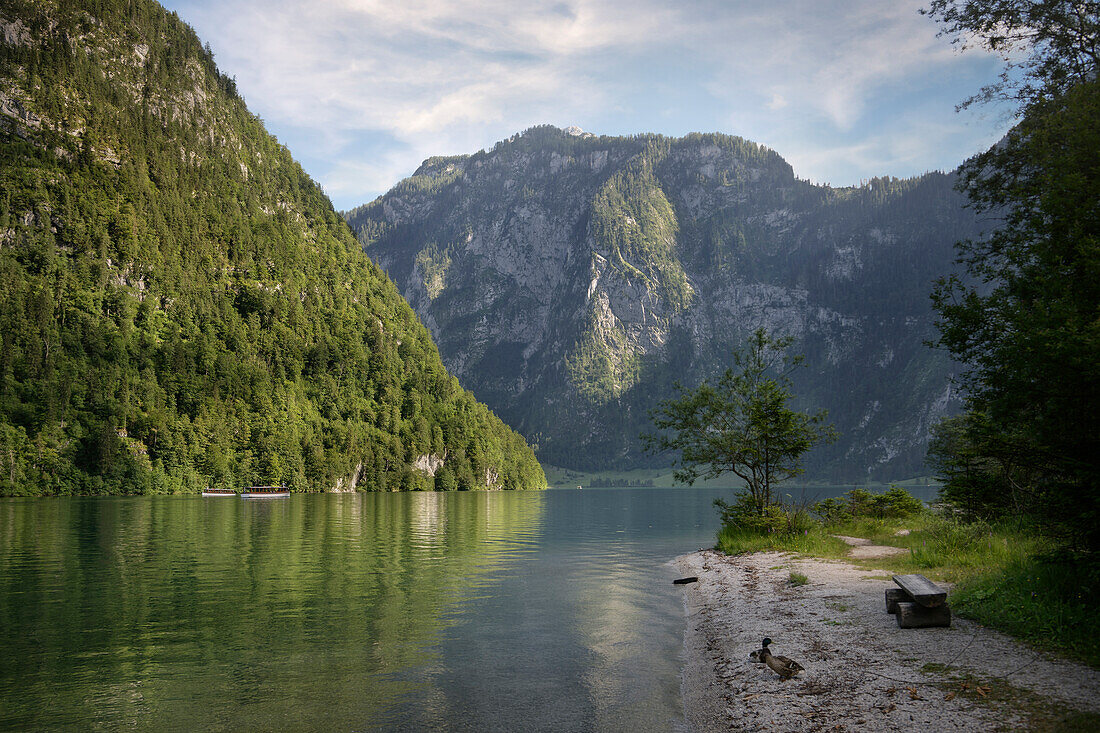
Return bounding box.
[676,549,1100,731]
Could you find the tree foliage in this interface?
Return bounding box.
[0,0,545,495]
[926,413,1040,520]
[922,0,1100,109]
[812,486,925,524]
[643,329,836,514]
[925,1,1100,544]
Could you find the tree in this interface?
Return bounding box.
[922,0,1100,110]
[643,329,835,515]
[926,413,1036,520]
[924,1,1100,544]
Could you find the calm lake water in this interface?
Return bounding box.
[1,488,736,732]
[0,485,940,731]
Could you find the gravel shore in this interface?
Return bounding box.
[677,549,1100,731]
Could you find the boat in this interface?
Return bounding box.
[240,485,290,498]
[202,488,237,497]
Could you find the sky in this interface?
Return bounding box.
[159,0,1013,212]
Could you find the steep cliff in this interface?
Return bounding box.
[0,0,545,494]
[346,126,978,480]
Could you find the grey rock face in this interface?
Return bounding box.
[346,126,977,480]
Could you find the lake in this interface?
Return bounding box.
[0,488,740,731]
[0,484,940,731]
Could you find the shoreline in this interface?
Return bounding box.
[676,549,1099,731]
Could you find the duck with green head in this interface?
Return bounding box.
[752,637,804,680]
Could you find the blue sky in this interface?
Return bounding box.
[160,0,1012,212]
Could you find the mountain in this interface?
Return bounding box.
[0,0,545,495]
[345,126,980,481]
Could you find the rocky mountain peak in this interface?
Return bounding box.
[346,129,977,480]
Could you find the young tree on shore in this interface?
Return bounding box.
[643,329,835,516]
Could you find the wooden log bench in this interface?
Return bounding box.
[885,574,951,628]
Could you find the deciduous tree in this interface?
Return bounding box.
[643,329,835,515]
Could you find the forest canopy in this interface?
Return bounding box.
[0,0,545,495]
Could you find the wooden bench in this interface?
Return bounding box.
[885,574,951,628]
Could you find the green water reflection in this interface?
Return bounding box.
[0,492,547,731]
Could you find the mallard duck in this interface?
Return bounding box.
[748,636,776,663]
[757,637,804,680]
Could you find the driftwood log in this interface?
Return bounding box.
[673,577,698,585]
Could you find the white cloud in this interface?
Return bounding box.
[696,0,962,129]
[165,0,1008,207]
[191,1,631,135]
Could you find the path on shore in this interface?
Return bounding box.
[677,548,1099,732]
[831,534,909,560]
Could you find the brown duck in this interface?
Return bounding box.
[756,637,804,680]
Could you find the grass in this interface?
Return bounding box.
[830,514,1053,582]
[717,522,850,557]
[788,570,809,586]
[716,506,1099,669]
[950,554,1100,666]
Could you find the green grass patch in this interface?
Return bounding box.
[716,522,850,557]
[951,554,1100,668]
[833,515,1052,579]
[836,517,1097,667]
[788,571,809,587]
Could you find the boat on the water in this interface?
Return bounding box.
[201,488,237,497]
[240,486,290,498]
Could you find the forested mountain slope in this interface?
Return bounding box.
[0,0,545,495]
[346,126,981,481]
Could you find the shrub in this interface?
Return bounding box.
[716,492,815,535]
[812,496,848,524]
[875,486,926,517]
[813,485,925,524]
[844,488,877,517]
